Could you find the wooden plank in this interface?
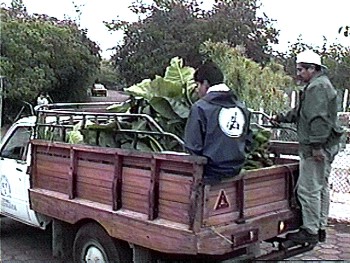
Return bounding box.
[236,179,245,223]
[245,186,286,208]
[122,184,149,195]
[29,190,197,255]
[244,200,289,217]
[77,163,114,181]
[209,181,237,192]
[197,208,295,255]
[246,181,285,201]
[159,171,193,185]
[197,225,258,255]
[78,158,114,171]
[158,199,190,224]
[68,147,77,199]
[112,154,123,211]
[158,190,191,204]
[159,160,195,175]
[202,185,211,223]
[189,163,204,232]
[123,155,152,169]
[148,158,160,220]
[122,191,149,214]
[244,164,296,179]
[123,167,151,180]
[155,153,207,165]
[36,153,70,165]
[36,164,68,181]
[77,151,114,164]
[34,143,70,156]
[33,140,169,164]
[203,211,240,226]
[76,174,112,189]
[76,182,112,205]
[159,171,192,204]
[36,160,70,175]
[34,174,68,194]
[244,174,284,190]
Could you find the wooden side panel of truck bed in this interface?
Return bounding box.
[29,140,300,255]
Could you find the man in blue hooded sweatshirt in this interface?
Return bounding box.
[184,62,252,184]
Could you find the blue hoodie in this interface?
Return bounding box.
[184,90,252,184]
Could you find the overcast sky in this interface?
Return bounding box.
[1,0,349,58]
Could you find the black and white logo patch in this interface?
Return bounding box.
[218,107,245,137]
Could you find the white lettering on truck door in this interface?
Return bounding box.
[0,126,32,222]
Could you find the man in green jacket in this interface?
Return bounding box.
[273,50,343,244]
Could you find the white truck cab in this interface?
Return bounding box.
[0,116,49,228]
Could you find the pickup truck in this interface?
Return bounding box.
[0,102,311,262]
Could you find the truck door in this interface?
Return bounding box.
[0,126,32,223]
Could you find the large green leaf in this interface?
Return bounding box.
[125,76,183,100]
[167,98,190,119]
[151,76,183,98]
[125,79,153,100]
[150,97,181,120]
[150,96,190,120]
[164,57,195,86]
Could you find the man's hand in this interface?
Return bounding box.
[312,148,326,162]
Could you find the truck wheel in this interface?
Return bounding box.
[73,223,131,263]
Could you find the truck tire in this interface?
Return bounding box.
[73,222,132,263]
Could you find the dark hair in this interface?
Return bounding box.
[299,62,321,71]
[194,62,224,86]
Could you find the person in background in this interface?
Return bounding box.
[37,92,49,106]
[184,62,252,184]
[272,50,343,244]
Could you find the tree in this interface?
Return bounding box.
[200,40,293,113]
[105,0,279,86]
[95,59,124,90]
[339,25,349,37]
[0,4,101,124]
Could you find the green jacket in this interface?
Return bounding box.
[279,72,343,149]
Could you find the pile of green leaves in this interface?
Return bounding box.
[88,56,275,170]
[84,57,196,152]
[78,54,285,169]
[243,129,273,170]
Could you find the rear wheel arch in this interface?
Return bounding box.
[73,222,132,263]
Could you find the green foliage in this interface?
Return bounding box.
[66,123,84,144]
[106,0,279,85]
[200,41,293,113]
[95,59,123,89]
[0,5,101,124]
[105,56,278,169]
[243,128,273,170]
[76,57,194,152]
[124,57,195,140]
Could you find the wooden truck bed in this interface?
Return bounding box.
[29,139,300,256]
